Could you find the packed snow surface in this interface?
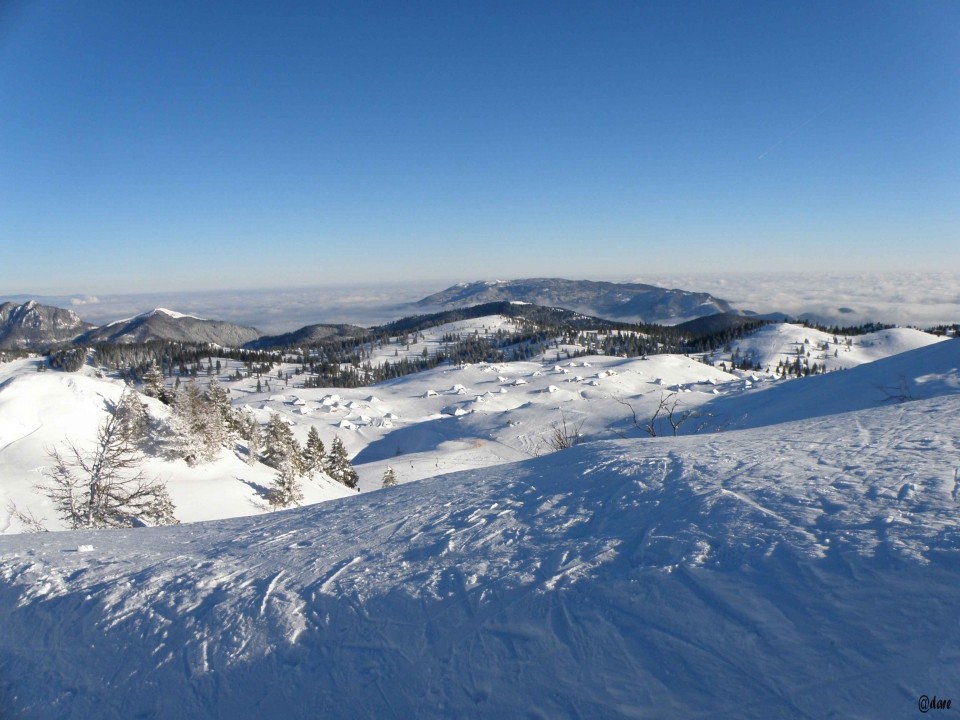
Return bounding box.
[3,380,960,716]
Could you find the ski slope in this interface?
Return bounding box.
[2,384,960,717]
[702,337,960,431]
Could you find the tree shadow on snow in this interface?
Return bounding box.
[237,477,271,502]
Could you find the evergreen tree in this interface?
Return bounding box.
[143,360,167,403]
[262,414,307,507]
[303,426,326,476]
[205,376,238,437]
[269,458,304,509]
[263,414,305,474]
[381,465,397,489]
[237,411,262,465]
[114,388,150,446]
[325,436,359,489]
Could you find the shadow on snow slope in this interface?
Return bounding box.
[700,338,960,432]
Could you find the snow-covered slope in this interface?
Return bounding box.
[0,332,744,532]
[2,392,960,718]
[703,337,960,430]
[704,322,946,374]
[0,359,352,533]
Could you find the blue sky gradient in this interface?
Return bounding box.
[1,1,957,294]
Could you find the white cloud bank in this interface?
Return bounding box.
[5,273,959,334]
[631,271,960,328]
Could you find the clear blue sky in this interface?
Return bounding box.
[1,0,957,294]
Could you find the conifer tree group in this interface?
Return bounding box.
[28,358,372,525]
[169,379,227,466]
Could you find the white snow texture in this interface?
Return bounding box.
[0,320,959,718]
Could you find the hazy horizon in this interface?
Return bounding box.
[5,271,959,334]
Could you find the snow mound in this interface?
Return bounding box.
[708,322,946,374]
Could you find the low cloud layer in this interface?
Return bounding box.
[632,272,960,328]
[5,283,437,334]
[5,273,959,334]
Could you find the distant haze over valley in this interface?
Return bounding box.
[5,271,960,334]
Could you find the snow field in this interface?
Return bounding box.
[702,322,946,375]
[0,319,951,532]
[0,318,959,716]
[2,391,960,717]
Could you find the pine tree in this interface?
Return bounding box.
[381,465,397,488]
[205,376,239,438]
[269,458,305,509]
[325,436,359,489]
[143,360,167,402]
[263,414,305,474]
[262,414,307,507]
[303,426,326,476]
[114,387,150,446]
[237,411,262,465]
[206,376,230,420]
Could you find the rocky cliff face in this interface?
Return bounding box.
[0,301,94,350]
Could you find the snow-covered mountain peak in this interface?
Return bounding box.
[149,307,203,320]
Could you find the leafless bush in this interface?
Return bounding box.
[615,392,705,438]
[877,375,914,404]
[5,501,48,533]
[546,411,584,451]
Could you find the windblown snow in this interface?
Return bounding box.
[0,319,958,718]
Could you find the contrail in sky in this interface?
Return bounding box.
[757,92,850,161]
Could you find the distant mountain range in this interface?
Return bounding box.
[0,280,760,351]
[416,278,736,324]
[248,323,370,350]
